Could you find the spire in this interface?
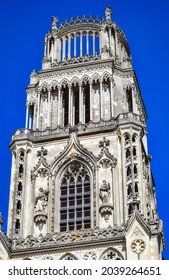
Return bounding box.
[105,5,112,21]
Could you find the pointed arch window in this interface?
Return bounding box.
[60,161,91,232]
[62,85,69,126]
[15,219,20,234]
[126,87,133,112]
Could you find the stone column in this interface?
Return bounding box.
[131,86,136,114]
[80,32,82,57]
[57,87,61,126]
[110,78,115,118]
[99,79,103,120]
[68,35,71,59]
[36,92,40,129]
[47,90,51,128]
[93,32,95,56]
[79,83,83,123]
[33,104,36,130]
[68,85,72,125]
[109,28,111,50]
[99,34,101,55]
[114,31,118,57]
[51,40,54,63]
[63,37,66,60]
[74,35,76,57]
[111,165,115,225]
[90,82,93,121]
[44,42,47,57]
[25,103,29,129]
[29,113,32,130]
[60,90,64,126]
[59,39,62,61]
[86,31,89,55]
[83,92,85,124]
[47,39,50,58]
[53,38,57,61]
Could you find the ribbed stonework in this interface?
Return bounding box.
[0,6,165,260]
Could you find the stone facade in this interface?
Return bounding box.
[0,6,165,260]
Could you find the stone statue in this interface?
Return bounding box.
[35,188,49,212]
[99,180,110,203]
[105,6,112,20]
[51,16,58,29]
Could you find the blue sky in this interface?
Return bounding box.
[0,0,168,259]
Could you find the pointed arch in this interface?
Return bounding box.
[27,96,36,106]
[60,78,69,88]
[50,80,59,90]
[70,76,80,86]
[59,253,78,260]
[51,133,96,232]
[99,247,124,260]
[40,82,50,92]
[59,160,91,232]
[124,81,135,113]
[101,71,111,81]
[81,75,90,85]
[51,133,96,173]
[91,73,100,83]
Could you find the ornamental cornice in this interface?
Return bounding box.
[39,60,113,79]
[57,23,102,39]
[10,238,125,257]
[114,67,134,78]
[11,225,125,252]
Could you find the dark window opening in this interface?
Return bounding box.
[63,86,69,126]
[19,152,24,161]
[19,164,24,174]
[134,183,139,193]
[18,182,23,192]
[127,185,133,196]
[128,204,133,216]
[74,90,79,125]
[134,165,137,174]
[126,88,133,112]
[132,135,136,143]
[126,148,130,158]
[83,83,90,123]
[16,200,21,210]
[15,219,20,234]
[127,166,131,176]
[133,147,137,156]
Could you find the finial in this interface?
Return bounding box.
[51,16,58,30]
[105,5,112,21]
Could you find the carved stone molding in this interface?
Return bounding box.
[131,239,146,258]
[34,212,47,231]
[83,251,97,260]
[101,248,123,260]
[99,158,112,169]
[12,225,125,250]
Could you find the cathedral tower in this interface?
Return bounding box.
[0,6,165,260]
